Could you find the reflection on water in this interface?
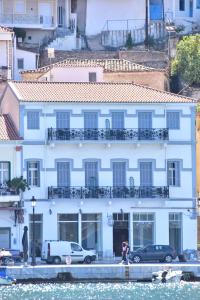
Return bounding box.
[0,282,200,300]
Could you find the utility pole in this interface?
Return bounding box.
[145,0,149,48]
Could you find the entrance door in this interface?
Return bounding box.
[85,161,98,198]
[0,228,11,248]
[169,213,182,254]
[189,0,193,17]
[150,0,163,20]
[39,3,52,26]
[113,213,129,256]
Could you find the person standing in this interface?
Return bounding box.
[121,241,127,264]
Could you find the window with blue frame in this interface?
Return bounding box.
[27,111,40,129]
[167,161,180,187]
[166,111,180,129]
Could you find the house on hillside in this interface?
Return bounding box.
[0,27,38,80]
[20,58,169,91]
[0,80,197,257]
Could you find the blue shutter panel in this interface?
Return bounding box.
[57,162,70,187]
[167,112,180,129]
[84,112,98,129]
[140,162,153,186]
[138,112,152,129]
[113,162,126,186]
[112,112,124,129]
[85,162,98,187]
[27,111,39,129]
[56,112,70,129]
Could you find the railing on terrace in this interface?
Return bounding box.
[48,186,169,199]
[0,14,54,27]
[48,128,169,142]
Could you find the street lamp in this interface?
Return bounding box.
[31,196,37,266]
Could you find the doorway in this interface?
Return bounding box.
[113,213,129,256]
[0,227,11,248]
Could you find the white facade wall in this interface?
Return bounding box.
[19,101,197,255]
[39,67,104,82]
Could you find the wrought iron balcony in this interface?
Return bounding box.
[48,128,169,142]
[48,186,169,199]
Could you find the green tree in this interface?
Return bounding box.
[171,35,200,85]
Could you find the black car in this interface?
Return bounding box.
[129,245,177,263]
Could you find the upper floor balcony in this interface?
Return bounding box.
[48,186,169,200]
[47,128,169,143]
[0,14,55,29]
[0,184,20,203]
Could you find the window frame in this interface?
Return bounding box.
[0,161,10,185]
[167,160,181,187]
[17,58,24,70]
[89,72,97,82]
[27,161,40,187]
[179,0,185,11]
[15,0,26,14]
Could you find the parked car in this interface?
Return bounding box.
[129,245,177,263]
[6,249,23,263]
[41,240,96,264]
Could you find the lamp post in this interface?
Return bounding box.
[31,196,37,266]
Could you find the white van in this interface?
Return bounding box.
[41,241,96,264]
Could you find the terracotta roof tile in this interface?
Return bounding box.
[21,59,162,74]
[0,26,13,33]
[0,115,21,141]
[8,81,197,104]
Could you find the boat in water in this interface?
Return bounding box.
[152,269,183,283]
[0,274,16,285]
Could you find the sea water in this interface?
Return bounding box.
[0,282,200,300]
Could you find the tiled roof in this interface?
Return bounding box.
[20,58,162,74]
[8,81,197,104]
[0,26,13,33]
[0,115,21,141]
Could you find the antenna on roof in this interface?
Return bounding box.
[47,48,55,82]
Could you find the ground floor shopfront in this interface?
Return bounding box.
[23,199,197,258]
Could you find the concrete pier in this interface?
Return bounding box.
[3,263,200,282]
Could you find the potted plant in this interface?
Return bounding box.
[7,176,29,195]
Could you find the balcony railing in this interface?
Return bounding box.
[48,186,169,199]
[0,14,54,27]
[48,128,169,142]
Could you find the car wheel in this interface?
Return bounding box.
[132,255,141,263]
[53,256,61,264]
[164,255,172,263]
[84,256,92,264]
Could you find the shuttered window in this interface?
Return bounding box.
[27,161,40,187]
[138,112,152,129]
[167,161,180,186]
[56,112,70,129]
[27,111,40,129]
[179,0,185,11]
[140,162,153,186]
[113,162,126,187]
[85,162,98,187]
[89,72,97,82]
[166,112,180,129]
[57,162,70,187]
[112,112,124,129]
[84,112,98,129]
[197,0,200,9]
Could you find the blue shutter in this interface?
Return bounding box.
[85,162,98,187]
[113,162,126,187]
[56,112,70,129]
[138,112,152,129]
[140,162,153,186]
[167,112,180,129]
[197,0,200,9]
[27,111,39,129]
[57,162,70,187]
[84,112,98,129]
[112,112,124,129]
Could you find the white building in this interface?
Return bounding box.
[0,114,22,249]
[0,81,197,257]
[0,26,38,80]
